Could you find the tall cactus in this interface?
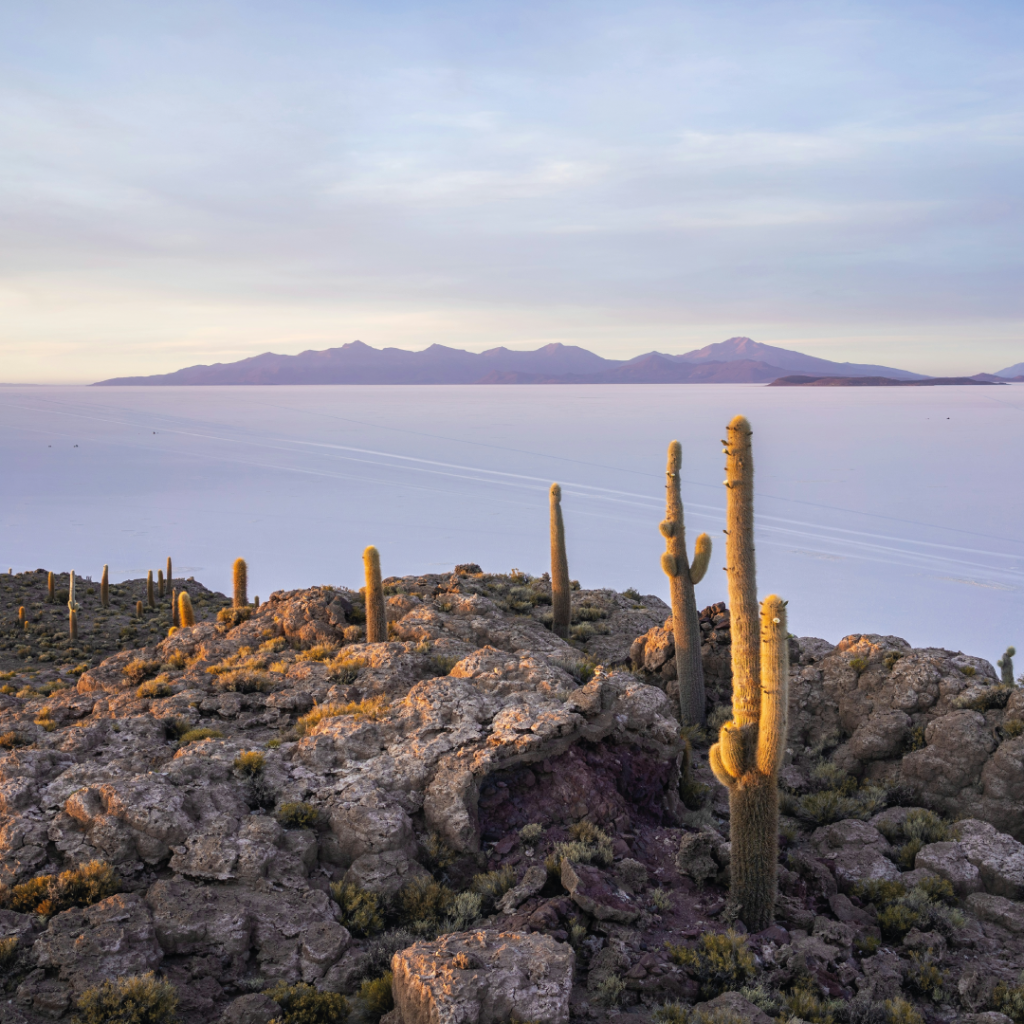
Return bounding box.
[171,588,180,628]
[68,571,80,640]
[18,607,26,628]
[158,569,164,599]
[550,484,571,639]
[364,546,387,643]
[178,591,195,627]
[233,558,248,608]
[709,415,789,931]
[998,647,1016,687]
[660,440,712,726]
[147,571,155,609]
[101,565,109,608]
[166,556,172,592]
[47,572,54,603]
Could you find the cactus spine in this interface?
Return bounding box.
[68,571,80,640]
[178,591,195,627]
[233,558,248,608]
[158,569,164,598]
[660,440,712,726]
[101,565,109,608]
[550,483,571,639]
[147,571,155,609]
[709,415,789,931]
[999,647,1016,687]
[363,546,387,643]
[47,572,54,603]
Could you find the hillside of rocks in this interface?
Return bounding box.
[2,565,1024,1024]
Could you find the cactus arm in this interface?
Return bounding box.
[725,415,760,727]
[756,595,789,778]
[708,742,736,788]
[549,484,571,639]
[717,720,750,779]
[363,546,388,643]
[689,533,712,584]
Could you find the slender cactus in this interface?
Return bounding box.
[178,591,195,627]
[158,569,164,599]
[998,647,1016,687]
[147,571,155,609]
[233,558,248,608]
[550,484,571,639]
[68,571,80,640]
[171,588,180,628]
[708,416,789,931]
[660,440,712,726]
[47,572,54,603]
[363,546,387,643]
[135,600,144,618]
[18,606,26,628]
[166,556,172,592]
[101,565,109,608]
[253,596,260,609]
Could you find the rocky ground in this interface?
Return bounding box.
[2,564,1023,1024]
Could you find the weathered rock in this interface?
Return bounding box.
[560,859,639,924]
[812,819,899,892]
[914,841,983,895]
[219,994,282,1024]
[496,865,547,914]
[675,831,721,885]
[966,892,1024,934]
[343,850,432,897]
[391,930,574,1024]
[956,819,1024,898]
[692,992,773,1024]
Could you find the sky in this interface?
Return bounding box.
[1,0,1023,382]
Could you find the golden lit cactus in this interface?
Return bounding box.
[147,571,155,609]
[363,546,387,643]
[233,558,248,608]
[166,556,172,591]
[18,606,26,628]
[47,572,54,603]
[660,440,712,726]
[550,483,571,639]
[158,569,164,598]
[171,588,179,628]
[178,591,195,627]
[708,415,789,931]
[100,565,109,608]
[68,571,80,640]
[135,600,144,618]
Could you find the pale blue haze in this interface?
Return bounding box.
[1,385,1021,669]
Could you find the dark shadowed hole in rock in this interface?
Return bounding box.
[477,739,674,842]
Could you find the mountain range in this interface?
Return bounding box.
[92,336,1022,386]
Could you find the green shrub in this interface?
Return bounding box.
[422,832,456,872]
[470,866,517,910]
[397,877,454,933]
[592,974,625,1007]
[954,683,1012,711]
[329,881,385,937]
[263,982,349,1024]
[277,802,319,829]
[122,659,162,685]
[327,653,368,684]
[883,651,903,671]
[0,730,27,748]
[74,973,178,1024]
[902,726,926,753]
[650,888,672,912]
[1003,719,1024,739]
[365,929,416,976]
[233,750,266,777]
[848,656,869,676]
[653,1002,689,1024]
[356,973,393,1023]
[915,874,956,906]
[0,935,19,970]
[992,981,1024,1024]
[440,891,482,932]
[622,588,642,603]
[296,644,339,663]
[906,950,947,1002]
[884,998,923,1024]
[426,654,460,677]
[550,654,597,683]
[298,695,389,734]
[615,858,648,893]
[878,810,957,869]
[784,987,843,1024]
[137,677,174,699]
[0,860,120,917]
[217,606,254,629]
[519,822,544,844]
[178,727,223,744]
[667,931,756,998]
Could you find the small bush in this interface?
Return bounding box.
[122,659,162,685]
[1003,719,1024,739]
[551,654,598,683]
[615,858,648,893]
[992,981,1024,1024]
[519,822,544,844]
[137,677,174,699]
[0,860,120,917]
[0,935,19,970]
[213,669,275,693]
[848,656,869,676]
[164,651,189,670]
[33,708,57,732]
[296,644,339,663]
[592,974,625,1008]
[785,987,844,1024]
[397,877,454,933]
[961,664,977,677]
[884,998,923,1024]
[667,930,756,999]
[0,730,27,748]
[570,623,595,642]
[954,683,1012,711]
[654,1003,690,1024]
[357,973,394,1023]
[329,881,385,937]
[178,727,223,744]
[622,587,642,603]
[298,695,389,734]
[650,888,672,912]
[906,949,947,1002]
[426,654,460,677]
[74,972,178,1024]
[364,929,416,976]
[234,750,265,777]
[263,982,349,1024]
[440,891,482,932]
[422,831,456,872]
[277,801,319,829]
[903,726,926,753]
[217,606,253,629]
[471,866,517,910]
[883,651,903,671]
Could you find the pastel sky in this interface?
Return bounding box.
[1,0,1022,382]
